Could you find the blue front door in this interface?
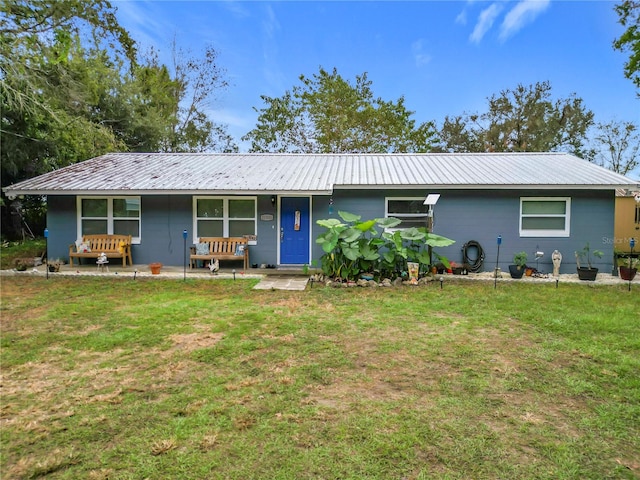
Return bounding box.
[280,197,310,265]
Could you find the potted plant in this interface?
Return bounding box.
[508,251,528,279]
[149,262,163,275]
[47,259,63,272]
[575,243,603,281]
[618,256,638,281]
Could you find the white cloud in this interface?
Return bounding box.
[411,39,432,68]
[455,9,468,26]
[207,108,254,130]
[499,0,551,41]
[114,1,172,52]
[259,4,287,94]
[470,3,503,44]
[220,0,251,19]
[262,4,280,41]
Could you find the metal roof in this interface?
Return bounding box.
[3,152,638,197]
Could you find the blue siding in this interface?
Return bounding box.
[253,196,278,267]
[137,196,192,265]
[311,189,616,275]
[46,196,77,261]
[46,190,616,274]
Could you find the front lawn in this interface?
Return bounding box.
[1,277,638,479]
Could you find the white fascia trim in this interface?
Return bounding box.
[2,189,334,196]
[332,184,639,191]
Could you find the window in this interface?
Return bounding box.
[194,197,256,239]
[520,197,570,237]
[78,197,141,243]
[386,198,431,229]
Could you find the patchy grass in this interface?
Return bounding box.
[0,238,47,270]
[1,276,639,479]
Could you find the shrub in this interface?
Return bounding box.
[315,211,455,281]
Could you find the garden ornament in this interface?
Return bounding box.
[97,252,109,272]
[552,250,562,277]
[208,258,220,274]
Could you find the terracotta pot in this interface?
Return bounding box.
[149,262,163,275]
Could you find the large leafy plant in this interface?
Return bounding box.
[316,211,455,281]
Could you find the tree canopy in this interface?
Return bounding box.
[613,0,640,90]
[591,120,639,175]
[242,67,437,153]
[1,0,235,189]
[435,81,594,157]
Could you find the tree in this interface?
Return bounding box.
[1,0,236,238]
[1,0,236,186]
[435,81,594,157]
[243,67,437,153]
[1,0,136,120]
[613,0,640,90]
[591,120,639,175]
[1,32,125,185]
[155,40,237,152]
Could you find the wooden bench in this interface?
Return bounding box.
[190,237,249,270]
[69,234,133,267]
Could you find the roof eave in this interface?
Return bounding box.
[333,183,640,190]
[1,188,334,197]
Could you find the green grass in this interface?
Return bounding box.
[1,276,639,479]
[0,238,46,269]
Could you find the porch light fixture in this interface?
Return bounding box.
[271,196,276,207]
[328,197,334,215]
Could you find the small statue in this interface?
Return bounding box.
[208,258,219,274]
[552,250,562,277]
[96,252,109,272]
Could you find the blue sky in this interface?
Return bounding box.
[113,0,639,154]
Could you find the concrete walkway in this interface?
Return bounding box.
[253,274,309,291]
[3,263,636,289]
[1,264,311,291]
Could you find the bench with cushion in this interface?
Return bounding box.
[190,237,249,270]
[69,234,133,267]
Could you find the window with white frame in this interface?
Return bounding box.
[519,197,571,237]
[385,197,431,229]
[194,197,256,239]
[78,197,141,242]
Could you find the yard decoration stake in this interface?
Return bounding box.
[183,229,188,281]
[630,237,636,292]
[44,228,49,280]
[495,235,502,289]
